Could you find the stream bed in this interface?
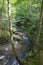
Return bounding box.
[0,29,32,65]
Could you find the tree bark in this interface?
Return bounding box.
[36,0,43,46]
[36,0,43,65]
[7,0,24,65]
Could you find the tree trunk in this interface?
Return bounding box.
[7,0,24,65]
[36,0,43,65]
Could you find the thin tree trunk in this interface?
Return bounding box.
[7,0,24,65]
[36,0,43,45]
[36,0,43,65]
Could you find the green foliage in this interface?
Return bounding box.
[22,53,40,65]
[0,0,43,64]
[14,0,42,43]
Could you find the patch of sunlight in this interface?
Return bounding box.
[10,0,17,4]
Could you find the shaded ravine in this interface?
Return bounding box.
[0,27,32,65]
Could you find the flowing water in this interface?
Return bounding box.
[0,28,32,65]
